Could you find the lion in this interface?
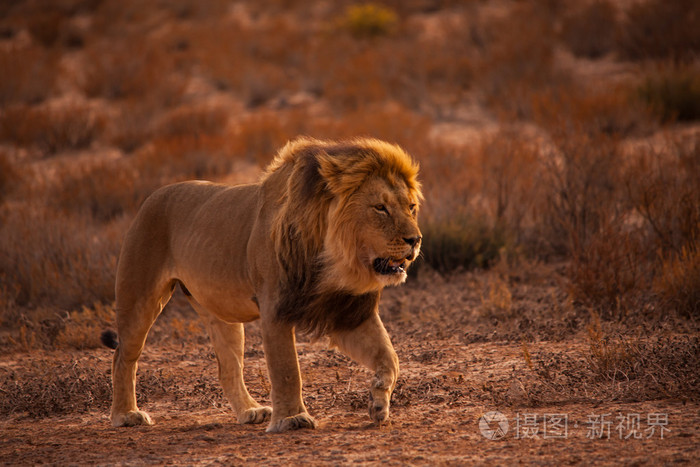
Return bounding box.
[102,137,422,432]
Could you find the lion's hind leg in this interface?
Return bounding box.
[200,313,272,425]
[110,277,176,427]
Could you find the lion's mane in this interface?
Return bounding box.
[262,137,421,336]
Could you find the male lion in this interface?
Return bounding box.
[103,137,422,432]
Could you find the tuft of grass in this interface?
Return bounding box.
[338,3,398,39]
[638,64,700,122]
[420,214,506,273]
[0,103,105,156]
[655,247,700,318]
[481,275,513,318]
[55,302,115,350]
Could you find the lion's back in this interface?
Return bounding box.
[116,181,263,294]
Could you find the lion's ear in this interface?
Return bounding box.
[316,151,361,196]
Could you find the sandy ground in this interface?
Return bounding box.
[1,269,698,465]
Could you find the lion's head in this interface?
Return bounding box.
[267,137,422,296]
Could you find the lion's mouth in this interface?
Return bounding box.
[373,257,408,276]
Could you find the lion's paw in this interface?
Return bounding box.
[238,406,272,425]
[266,412,317,433]
[112,410,154,427]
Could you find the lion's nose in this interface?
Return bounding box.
[403,236,422,247]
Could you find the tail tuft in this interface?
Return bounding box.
[100,329,119,349]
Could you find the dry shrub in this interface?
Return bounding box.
[0,45,57,106]
[134,134,231,184]
[528,332,700,404]
[154,104,229,139]
[626,137,700,255]
[537,132,623,255]
[540,134,643,311]
[583,314,700,398]
[123,104,232,184]
[319,44,393,111]
[0,357,184,418]
[476,130,541,238]
[0,360,112,417]
[568,222,648,314]
[655,248,700,318]
[560,0,618,59]
[420,213,506,274]
[227,110,305,166]
[226,105,430,167]
[533,85,653,138]
[638,63,700,123]
[618,0,700,61]
[0,206,123,311]
[55,302,114,350]
[532,102,647,309]
[107,99,158,153]
[476,2,568,117]
[310,25,472,112]
[42,158,141,222]
[417,143,477,217]
[0,102,105,155]
[82,38,186,106]
[0,150,20,202]
[192,18,304,107]
[309,105,431,152]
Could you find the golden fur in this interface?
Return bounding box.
[106,137,422,432]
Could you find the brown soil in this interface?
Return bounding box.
[1,268,698,465]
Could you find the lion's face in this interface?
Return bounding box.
[324,175,422,292]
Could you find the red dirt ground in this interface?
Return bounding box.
[1,269,698,465]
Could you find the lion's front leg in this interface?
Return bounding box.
[329,312,399,424]
[260,316,316,433]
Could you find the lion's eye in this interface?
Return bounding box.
[374,204,389,215]
[409,204,417,213]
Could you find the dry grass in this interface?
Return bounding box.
[337,3,398,39]
[0,102,105,156]
[638,62,700,123]
[618,0,700,61]
[0,205,123,312]
[655,247,700,318]
[81,38,186,106]
[0,150,20,202]
[0,0,698,357]
[560,1,617,59]
[0,359,112,418]
[0,45,57,106]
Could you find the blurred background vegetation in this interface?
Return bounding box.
[0,0,698,349]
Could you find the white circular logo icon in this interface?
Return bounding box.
[479,411,509,440]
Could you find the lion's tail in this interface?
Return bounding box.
[100,329,119,349]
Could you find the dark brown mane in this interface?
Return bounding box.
[275,263,380,337]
